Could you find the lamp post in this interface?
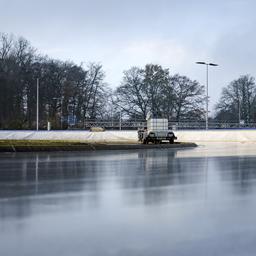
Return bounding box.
[36,78,39,131]
[196,62,218,130]
[119,110,122,130]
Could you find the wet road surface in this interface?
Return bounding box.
[1,143,256,256]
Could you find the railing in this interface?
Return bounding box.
[82,120,146,130]
[68,120,256,130]
[169,121,256,130]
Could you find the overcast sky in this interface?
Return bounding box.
[1,0,256,114]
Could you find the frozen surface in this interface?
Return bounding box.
[1,143,256,256]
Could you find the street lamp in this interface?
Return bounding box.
[36,78,39,131]
[196,62,218,130]
[119,110,122,130]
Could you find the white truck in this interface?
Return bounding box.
[138,118,177,144]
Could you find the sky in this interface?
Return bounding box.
[1,0,256,115]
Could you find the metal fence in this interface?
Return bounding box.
[169,121,255,130]
[69,120,256,130]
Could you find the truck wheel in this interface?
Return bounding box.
[143,139,148,144]
[169,138,174,144]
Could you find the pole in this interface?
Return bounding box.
[36,78,39,131]
[238,98,241,128]
[61,97,63,129]
[119,111,122,130]
[111,107,113,129]
[196,61,218,130]
[206,65,208,130]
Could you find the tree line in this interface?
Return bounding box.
[2,32,255,130]
[0,33,110,129]
[215,75,256,124]
[0,33,206,129]
[114,65,205,121]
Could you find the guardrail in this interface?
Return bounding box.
[69,120,256,130]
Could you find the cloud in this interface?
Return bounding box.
[123,39,186,68]
[99,39,188,88]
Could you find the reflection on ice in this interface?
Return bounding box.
[1,144,256,256]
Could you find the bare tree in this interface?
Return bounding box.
[114,65,204,121]
[171,74,205,122]
[0,33,110,129]
[215,75,256,124]
[0,33,13,59]
[143,64,170,117]
[114,67,148,119]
